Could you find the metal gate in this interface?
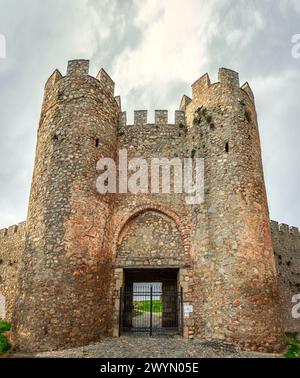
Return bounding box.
[120,285,183,336]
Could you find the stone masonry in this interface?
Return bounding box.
[271,221,300,332]
[0,223,25,320]
[0,60,299,353]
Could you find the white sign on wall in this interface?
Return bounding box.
[0,294,5,319]
[292,294,300,319]
[184,304,193,314]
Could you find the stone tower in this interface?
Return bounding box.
[184,69,284,351]
[13,60,119,351]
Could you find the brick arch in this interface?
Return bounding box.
[111,204,192,262]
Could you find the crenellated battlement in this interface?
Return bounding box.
[43,59,116,99]
[43,64,256,133]
[218,67,240,88]
[44,69,63,91]
[179,95,192,112]
[192,73,211,98]
[0,222,26,239]
[119,110,186,127]
[67,59,90,76]
[96,68,115,96]
[241,82,255,102]
[191,67,255,104]
[270,220,300,237]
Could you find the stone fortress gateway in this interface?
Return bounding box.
[0,60,299,353]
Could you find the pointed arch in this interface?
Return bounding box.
[111,204,192,263]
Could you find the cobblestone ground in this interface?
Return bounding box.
[37,336,281,358]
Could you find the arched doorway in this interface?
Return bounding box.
[114,209,186,336]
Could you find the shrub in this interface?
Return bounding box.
[284,333,300,358]
[193,116,201,126]
[178,123,187,135]
[206,116,212,124]
[0,334,11,353]
[193,107,212,127]
[0,320,12,354]
[0,321,11,334]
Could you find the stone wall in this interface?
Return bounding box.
[0,223,25,320]
[271,221,300,332]
[111,112,196,339]
[116,211,184,267]
[1,219,298,336]
[109,68,286,353]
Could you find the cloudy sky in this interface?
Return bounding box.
[0,0,299,229]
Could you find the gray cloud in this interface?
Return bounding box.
[0,0,299,228]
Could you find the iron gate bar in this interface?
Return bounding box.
[120,286,184,336]
[119,287,124,336]
[150,286,153,337]
[180,286,184,336]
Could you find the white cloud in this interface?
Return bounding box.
[112,0,218,117]
[225,10,265,49]
[0,0,299,229]
[280,0,300,15]
[253,70,300,226]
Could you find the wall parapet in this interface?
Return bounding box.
[43,59,116,104]
[270,220,300,237]
[180,95,192,111]
[191,68,255,104]
[0,222,26,239]
[119,110,186,127]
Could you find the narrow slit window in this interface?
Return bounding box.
[225,142,229,153]
[96,138,100,148]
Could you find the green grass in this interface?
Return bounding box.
[0,321,11,334]
[0,320,12,354]
[134,300,162,314]
[284,333,300,358]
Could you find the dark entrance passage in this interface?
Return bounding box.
[120,269,183,336]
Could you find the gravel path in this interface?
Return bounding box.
[37,336,281,358]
